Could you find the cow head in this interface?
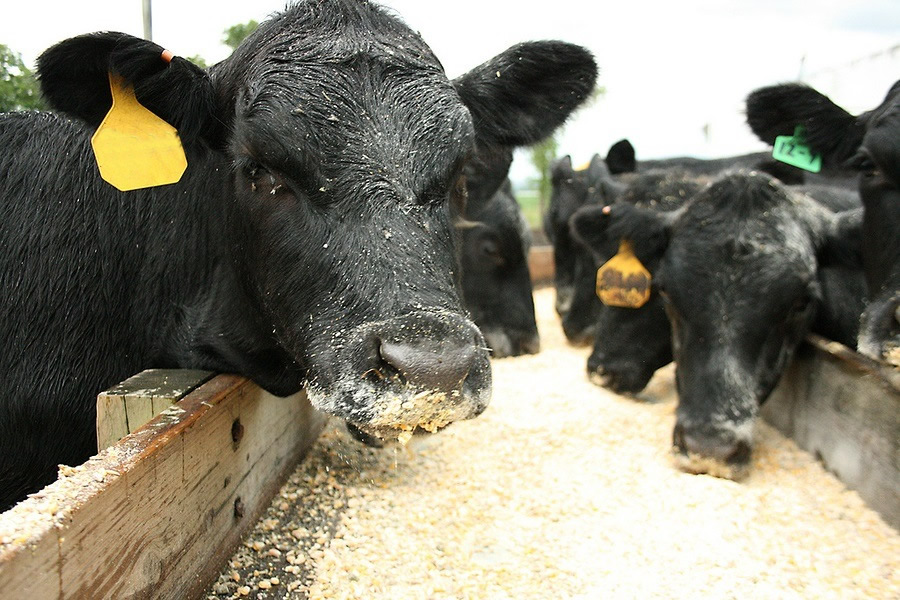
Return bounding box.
[456,142,540,358]
[572,171,860,478]
[571,170,704,394]
[747,81,900,362]
[459,180,540,357]
[37,1,596,441]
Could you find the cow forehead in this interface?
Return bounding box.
[235,58,473,194]
[223,1,475,194]
[664,201,817,310]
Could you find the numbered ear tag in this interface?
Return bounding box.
[596,240,652,308]
[91,72,187,191]
[772,125,822,173]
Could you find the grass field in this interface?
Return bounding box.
[514,188,544,231]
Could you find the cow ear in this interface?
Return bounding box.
[586,153,610,180]
[815,207,863,269]
[585,153,624,204]
[453,41,597,147]
[569,202,671,269]
[552,155,574,181]
[37,32,221,146]
[605,138,636,174]
[745,83,864,168]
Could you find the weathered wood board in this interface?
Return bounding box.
[763,334,900,530]
[528,245,554,285]
[96,369,214,451]
[0,373,327,599]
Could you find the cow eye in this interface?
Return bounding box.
[656,285,671,304]
[847,150,878,176]
[451,174,468,215]
[240,158,265,181]
[238,158,293,199]
[791,293,814,316]
[479,239,504,265]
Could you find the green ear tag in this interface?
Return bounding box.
[772,125,822,173]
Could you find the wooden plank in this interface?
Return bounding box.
[0,374,327,600]
[96,393,129,454]
[528,245,555,285]
[763,334,900,530]
[96,369,213,451]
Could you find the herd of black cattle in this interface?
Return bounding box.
[0,0,896,510]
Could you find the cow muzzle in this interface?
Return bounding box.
[306,309,492,443]
[671,420,754,481]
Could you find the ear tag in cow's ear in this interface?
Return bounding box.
[772,125,822,173]
[90,72,187,191]
[596,240,652,308]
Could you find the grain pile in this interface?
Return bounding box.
[207,287,899,600]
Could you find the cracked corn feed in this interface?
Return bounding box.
[207,287,899,600]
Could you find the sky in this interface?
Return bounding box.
[2,1,898,184]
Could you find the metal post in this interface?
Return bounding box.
[142,0,152,41]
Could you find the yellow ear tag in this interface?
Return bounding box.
[90,72,187,191]
[596,240,652,308]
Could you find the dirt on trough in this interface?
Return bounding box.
[206,287,899,600]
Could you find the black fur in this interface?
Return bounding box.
[605,138,636,175]
[457,144,539,358]
[746,83,864,169]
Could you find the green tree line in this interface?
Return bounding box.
[0,44,44,112]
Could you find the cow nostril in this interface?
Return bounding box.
[378,339,476,391]
[346,422,385,447]
[363,364,397,386]
[672,423,687,454]
[365,339,405,385]
[727,439,752,465]
[676,425,751,465]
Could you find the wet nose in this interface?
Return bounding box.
[379,338,477,390]
[672,422,752,465]
[562,322,595,346]
[556,288,574,316]
[588,357,647,394]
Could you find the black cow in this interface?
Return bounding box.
[458,143,543,358]
[572,171,861,479]
[544,153,622,324]
[577,170,707,393]
[746,81,900,363]
[0,0,597,508]
[460,179,540,357]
